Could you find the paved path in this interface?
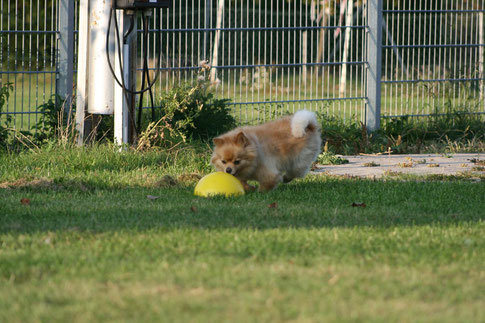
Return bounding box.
[312,153,485,178]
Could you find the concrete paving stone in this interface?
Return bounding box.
[312,153,485,179]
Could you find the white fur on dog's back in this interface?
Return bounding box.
[291,110,318,138]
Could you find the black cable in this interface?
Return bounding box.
[137,11,159,129]
[147,67,156,123]
[106,7,162,95]
[106,4,163,136]
[142,13,156,123]
[137,13,149,130]
[123,15,135,43]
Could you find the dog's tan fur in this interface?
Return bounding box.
[211,111,321,192]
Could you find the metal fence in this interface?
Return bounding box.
[382,0,485,120]
[145,0,368,124]
[0,0,59,130]
[1,0,484,133]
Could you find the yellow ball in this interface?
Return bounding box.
[194,172,245,197]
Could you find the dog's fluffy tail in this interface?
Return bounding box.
[291,110,319,138]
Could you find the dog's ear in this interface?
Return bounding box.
[213,137,225,146]
[235,132,250,147]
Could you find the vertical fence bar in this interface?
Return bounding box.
[480,10,484,101]
[366,0,383,131]
[57,0,74,106]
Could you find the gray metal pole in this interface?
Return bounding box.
[366,0,383,132]
[114,11,137,147]
[57,0,74,107]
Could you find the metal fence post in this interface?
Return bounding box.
[57,0,75,107]
[366,0,383,132]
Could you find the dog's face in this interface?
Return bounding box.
[211,132,256,177]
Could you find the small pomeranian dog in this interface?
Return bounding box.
[211,110,321,192]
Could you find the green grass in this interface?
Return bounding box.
[1,145,485,322]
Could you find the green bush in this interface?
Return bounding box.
[140,80,235,144]
[319,114,382,154]
[0,83,13,150]
[32,96,114,145]
[319,104,485,155]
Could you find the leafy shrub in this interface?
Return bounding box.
[140,79,235,146]
[319,103,485,155]
[0,82,13,149]
[319,114,383,154]
[316,151,349,165]
[32,96,114,145]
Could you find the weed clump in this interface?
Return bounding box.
[138,70,236,149]
[319,107,485,155]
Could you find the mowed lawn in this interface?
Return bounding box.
[1,146,485,322]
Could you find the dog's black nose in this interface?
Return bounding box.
[225,167,232,174]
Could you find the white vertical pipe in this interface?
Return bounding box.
[87,0,115,114]
[75,0,89,145]
[302,31,308,87]
[114,12,125,146]
[210,0,224,82]
[340,0,353,98]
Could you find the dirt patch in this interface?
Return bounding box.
[0,178,92,191]
[153,175,179,188]
[0,178,59,190]
[177,173,202,183]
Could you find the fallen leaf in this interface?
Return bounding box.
[352,202,366,208]
[190,206,198,213]
[147,195,159,200]
[20,198,30,205]
[268,202,277,209]
[328,274,340,285]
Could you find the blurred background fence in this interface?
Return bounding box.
[1,0,484,132]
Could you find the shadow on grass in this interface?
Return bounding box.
[1,178,484,233]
